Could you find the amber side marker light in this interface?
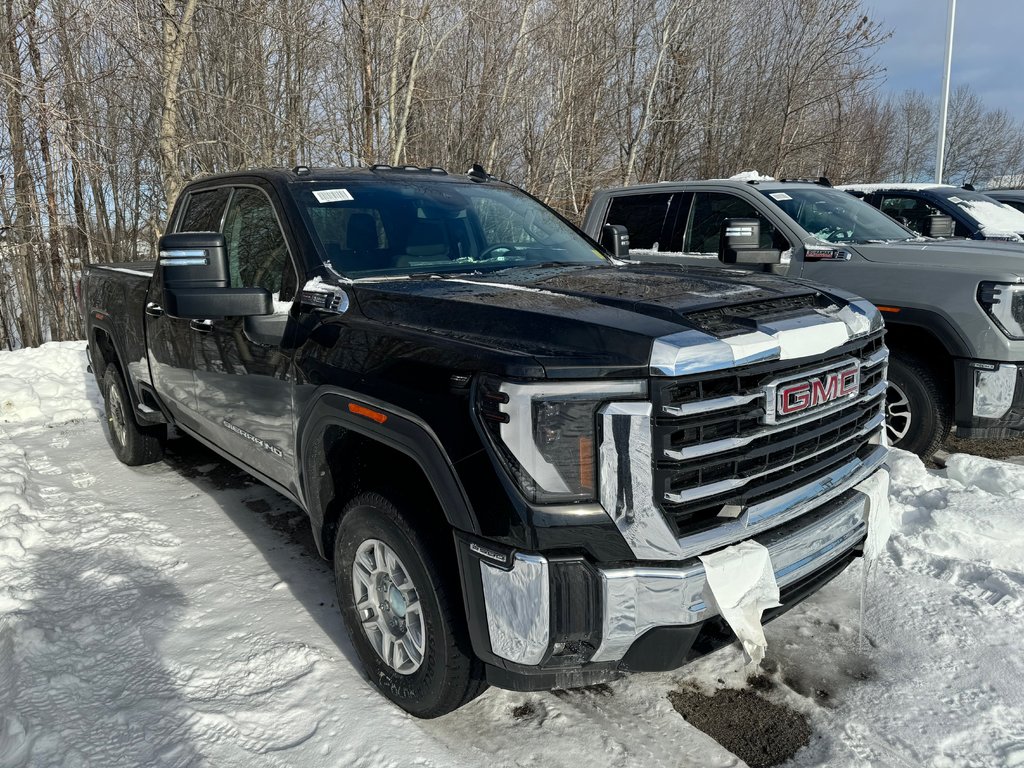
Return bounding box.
[876,306,901,314]
[578,436,595,495]
[348,403,388,424]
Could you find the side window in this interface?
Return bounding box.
[178,188,230,232]
[1004,200,1024,215]
[878,195,941,235]
[683,193,780,253]
[605,193,675,250]
[222,188,295,299]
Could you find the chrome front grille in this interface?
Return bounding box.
[652,332,887,537]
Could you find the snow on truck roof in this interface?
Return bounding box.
[958,198,1024,235]
[838,183,1024,235]
[836,183,953,192]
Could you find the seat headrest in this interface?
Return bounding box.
[346,213,379,251]
[406,220,448,258]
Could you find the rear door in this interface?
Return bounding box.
[191,183,300,486]
[148,187,231,427]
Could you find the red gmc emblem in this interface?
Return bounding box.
[766,363,860,423]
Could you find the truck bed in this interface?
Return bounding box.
[83,261,157,405]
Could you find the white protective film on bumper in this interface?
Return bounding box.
[856,467,892,561]
[699,541,781,665]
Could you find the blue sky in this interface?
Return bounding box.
[863,0,1024,119]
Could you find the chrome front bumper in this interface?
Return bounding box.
[478,446,887,667]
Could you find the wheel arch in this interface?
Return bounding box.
[90,324,120,384]
[297,389,480,560]
[883,311,966,391]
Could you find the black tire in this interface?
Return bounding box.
[334,491,486,718]
[886,353,951,459]
[102,367,166,465]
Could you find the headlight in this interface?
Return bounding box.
[978,282,1024,339]
[476,376,647,503]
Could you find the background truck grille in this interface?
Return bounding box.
[651,332,886,537]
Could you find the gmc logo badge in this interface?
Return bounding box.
[765,362,860,424]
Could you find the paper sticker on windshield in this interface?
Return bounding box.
[769,192,792,201]
[313,188,354,203]
[949,196,964,204]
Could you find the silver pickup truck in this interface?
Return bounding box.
[583,178,1024,458]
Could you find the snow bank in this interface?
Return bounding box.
[945,452,1024,497]
[0,341,101,435]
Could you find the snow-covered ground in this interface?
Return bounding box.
[1,342,1023,767]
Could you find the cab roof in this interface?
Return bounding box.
[184,164,484,188]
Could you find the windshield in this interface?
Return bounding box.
[290,179,606,277]
[760,187,915,244]
[936,189,1024,235]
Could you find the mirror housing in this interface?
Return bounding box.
[923,214,954,238]
[158,231,272,319]
[158,232,230,289]
[163,286,272,319]
[718,218,781,265]
[601,224,630,258]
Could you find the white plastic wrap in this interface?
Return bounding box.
[699,541,781,665]
[857,468,892,562]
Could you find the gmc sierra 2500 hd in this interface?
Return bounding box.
[83,165,889,717]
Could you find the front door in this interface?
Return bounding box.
[149,187,232,427]
[192,184,299,486]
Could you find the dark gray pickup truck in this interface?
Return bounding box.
[584,178,1024,458]
[82,164,890,717]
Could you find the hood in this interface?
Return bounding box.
[348,262,852,376]
[852,239,1024,275]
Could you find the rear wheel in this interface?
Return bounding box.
[334,492,486,717]
[102,367,166,465]
[886,354,950,459]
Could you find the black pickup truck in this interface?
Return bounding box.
[83,165,890,717]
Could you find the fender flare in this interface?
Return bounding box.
[296,387,480,548]
[881,306,971,359]
[87,315,141,409]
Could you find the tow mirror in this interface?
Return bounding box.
[158,231,271,319]
[601,224,630,258]
[923,214,954,238]
[718,218,781,265]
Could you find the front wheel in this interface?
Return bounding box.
[334,492,486,718]
[102,367,166,465]
[886,354,950,459]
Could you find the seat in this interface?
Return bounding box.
[396,220,450,268]
[335,212,392,272]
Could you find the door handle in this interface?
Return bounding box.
[145,302,164,317]
[189,319,214,333]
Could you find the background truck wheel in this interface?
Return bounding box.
[102,367,166,465]
[334,491,486,718]
[886,354,950,459]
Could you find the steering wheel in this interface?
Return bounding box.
[478,243,523,260]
